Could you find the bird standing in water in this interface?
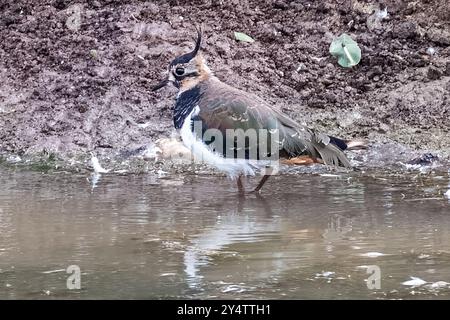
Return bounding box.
[152,29,365,193]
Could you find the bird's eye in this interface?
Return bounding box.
[175,67,185,76]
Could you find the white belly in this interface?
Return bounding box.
[179,106,256,179]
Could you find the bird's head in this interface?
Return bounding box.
[152,28,211,93]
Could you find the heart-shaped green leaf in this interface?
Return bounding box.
[234,32,255,43]
[329,33,361,68]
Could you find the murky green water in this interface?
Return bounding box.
[1,168,450,299]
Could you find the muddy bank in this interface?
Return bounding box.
[0,0,449,171]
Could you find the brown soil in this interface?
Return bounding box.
[0,0,449,167]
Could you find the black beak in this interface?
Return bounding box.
[151,77,169,91]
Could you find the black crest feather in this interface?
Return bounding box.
[170,26,202,66]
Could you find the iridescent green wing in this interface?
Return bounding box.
[196,82,350,167]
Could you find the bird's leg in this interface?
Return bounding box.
[237,175,245,194]
[252,174,271,193]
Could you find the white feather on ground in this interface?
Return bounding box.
[402,277,427,287]
[428,281,450,289]
[90,154,109,173]
[444,189,450,199]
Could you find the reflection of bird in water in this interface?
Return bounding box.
[322,214,354,241]
[183,194,280,290]
[182,183,368,292]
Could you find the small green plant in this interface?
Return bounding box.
[329,34,361,68]
[234,32,255,43]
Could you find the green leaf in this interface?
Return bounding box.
[234,31,255,43]
[329,33,361,68]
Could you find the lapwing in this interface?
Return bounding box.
[152,29,365,193]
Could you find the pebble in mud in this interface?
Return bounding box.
[407,153,439,165]
[445,62,450,76]
[393,21,420,39]
[427,67,442,80]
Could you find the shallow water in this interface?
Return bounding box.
[1,168,450,299]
